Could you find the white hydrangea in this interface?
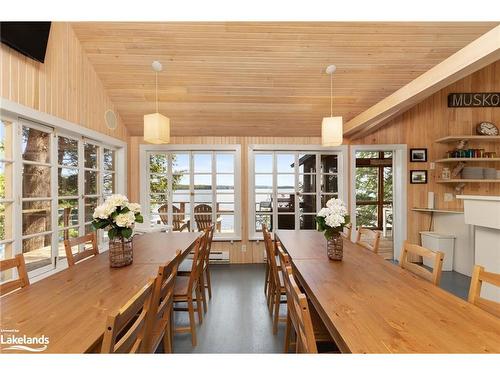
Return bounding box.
[106,194,129,208]
[126,202,141,213]
[321,198,347,229]
[317,207,330,217]
[93,202,116,219]
[115,211,136,228]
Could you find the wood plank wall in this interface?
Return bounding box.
[355,61,500,244]
[0,23,129,141]
[128,136,321,263]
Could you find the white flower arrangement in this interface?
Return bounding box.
[316,198,350,240]
[92,194,144,240]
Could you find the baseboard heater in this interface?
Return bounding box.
[186,250,230,264]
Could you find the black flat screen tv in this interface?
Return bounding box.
[1,22,51,63]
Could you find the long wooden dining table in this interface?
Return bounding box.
[0,232,200,354]
[275,230,500,353]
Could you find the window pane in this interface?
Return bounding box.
[321,174,338,193]
[103,173,115,195]
[216,154,234,173]
[383,167,393,202]
[23,234,52,272]
[22,126,51,163]
[217,194,234,211]
[85,224,95,234]
[0,202,11,241]
[84,170,98,195]
[84,143,98,169]
[278,214,295,230]
[150,175,168,194]
[277,193,294,213]
[255,175,272,192]
[217,214,234,233]
[356,151,379,159]
[0,162,10,199]
[255,154,272,173]
[58,168,78,196]
[321,194,338,208]
[299,174,316,193]
[217,174,234,192]
[277,154,294,173]
[298,154,315,173]
[194,153,212,173]
[255,193,272,212]
[299,194,316,213]
[172,193,190,217]
[277,174,294,193]
[23,164,51,198]
[172,174,189,192]
[356,204,378,228]
[150,153,168,174]
[58,137,78,167]
[194,174,212,190]
[104,149,116,171]
[355,167,378,201]
[300,215,316,230]
[0,120,13,160]
[58,199,79,228]
[58,228,79,259]
[172,153,189,174]
[256,214,272,232]
[321,154,338,174]
[84,197,98,223]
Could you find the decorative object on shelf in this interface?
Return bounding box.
[451,162,466,178]
[427,192,435,209]
[456,139,468,150]
[410,170,428,184]
[321,64,343,146]
[441,167,451,180]
[476,121,499,136]
[448,93,500,108]
[144,60,170,144]
[454,183,466,193]
[315,198,350,261]
[92,194,144,268]
[410,148,427,162]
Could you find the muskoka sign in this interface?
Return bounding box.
[448,92,500,107]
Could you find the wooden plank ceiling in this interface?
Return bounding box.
[71,22,498,137]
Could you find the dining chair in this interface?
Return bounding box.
[64,232,99,267]
[100,279,155,353]
[399,241,444,286]
[341,223,352,241]
[276,243,295,353]
[262,225,287,334]
[143,249,183,353]
[355,226,381,254]
[0,254,30,296]
[468,265,500,318]
[173,232,207,346]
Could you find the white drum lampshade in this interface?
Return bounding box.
[144,113,170,144]
[321,116,343,146]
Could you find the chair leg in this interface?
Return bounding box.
[205,268,212,300]
[187,297,197,347]
[267,279,274,315]
[284,311,291,353]
[273,288,280,335]
[264,262,269,296]
[199,276,208,314]
[163,321,172,353]
[194,283,203,323]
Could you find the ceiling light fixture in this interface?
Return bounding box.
[321,64,343,147]
[144,60,170,144]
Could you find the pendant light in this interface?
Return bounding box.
[144,60,170,144]
[321,64,343,146]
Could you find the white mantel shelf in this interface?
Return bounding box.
[457,195,500,202]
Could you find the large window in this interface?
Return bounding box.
[249,147,346,239]
[1,116,123,277]
[142,146,241,240]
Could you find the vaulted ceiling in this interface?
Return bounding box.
[71,22,498,137]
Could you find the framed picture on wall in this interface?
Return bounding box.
[410,170,428,184]
[410,148,427,162]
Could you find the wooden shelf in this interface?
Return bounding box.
[435,135,500,143]
[434,158,500,163]
[436,179,500,183]
[411,208,463,214]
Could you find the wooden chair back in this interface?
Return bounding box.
[262,225,281,290]
[64,232,99,267]
[0,254,30,296]
[355,227,381,253]
[399,241,444,286]
[341,223,352,241]
[144,249,183,352]
[283,265,317,353]
[203,224,215,269]
[159,204,189,232]
[187,231,209,292]
[101,279,155,353]
[194,204,212,231]
[468,265,500,318]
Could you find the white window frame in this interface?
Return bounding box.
[248,144,348,240]
[139,144,242,241]
[1,98,127,281]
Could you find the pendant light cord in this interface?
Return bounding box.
[330,72,333,118]
[155,71,159,113]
